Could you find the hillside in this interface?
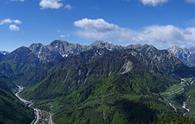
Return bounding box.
[0,74,34,124]
[0,41,195,124]
[14,41,195,124]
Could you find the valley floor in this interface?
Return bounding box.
[15,86,54,124]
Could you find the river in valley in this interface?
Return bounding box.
[15,86,53,124]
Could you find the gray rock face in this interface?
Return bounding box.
[27,40,121,63]
[120,61,133,74]
[1,40,184,72]
[90,41,121,50]
[126,44,183,74]
[28,40,88,62]
[168,46,195,67]
[30,43,62,62]
[50,40,86,57]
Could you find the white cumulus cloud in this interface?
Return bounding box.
[0,18,22,32]
[13,19,22,25]
[140,0,168,7]
[74,18,120,32]
[0,18,13,25]
[39,0,63,9]
[9,24,20,31]
[0,18,22,25]
[74,18,195,49]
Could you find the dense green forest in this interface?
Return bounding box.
[0,75,34,124]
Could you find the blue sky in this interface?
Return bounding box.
[0,0,195,51]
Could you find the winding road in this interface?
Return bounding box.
[15,85,55,124]
[15,86,41,124]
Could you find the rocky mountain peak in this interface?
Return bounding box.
[141,44,158,52]
[5,46,38,63]
[26,40,87,62]
[168,46,185,54]
[168,46,195,66]
[49,40,86,57]
[90,41,119,50]
[50,40,70,47]
[29,43,44,52]
[12,46,31,53]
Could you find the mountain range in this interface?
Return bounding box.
[2,41,195,67]
[168,46,195,67]
[1,40,195,124]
